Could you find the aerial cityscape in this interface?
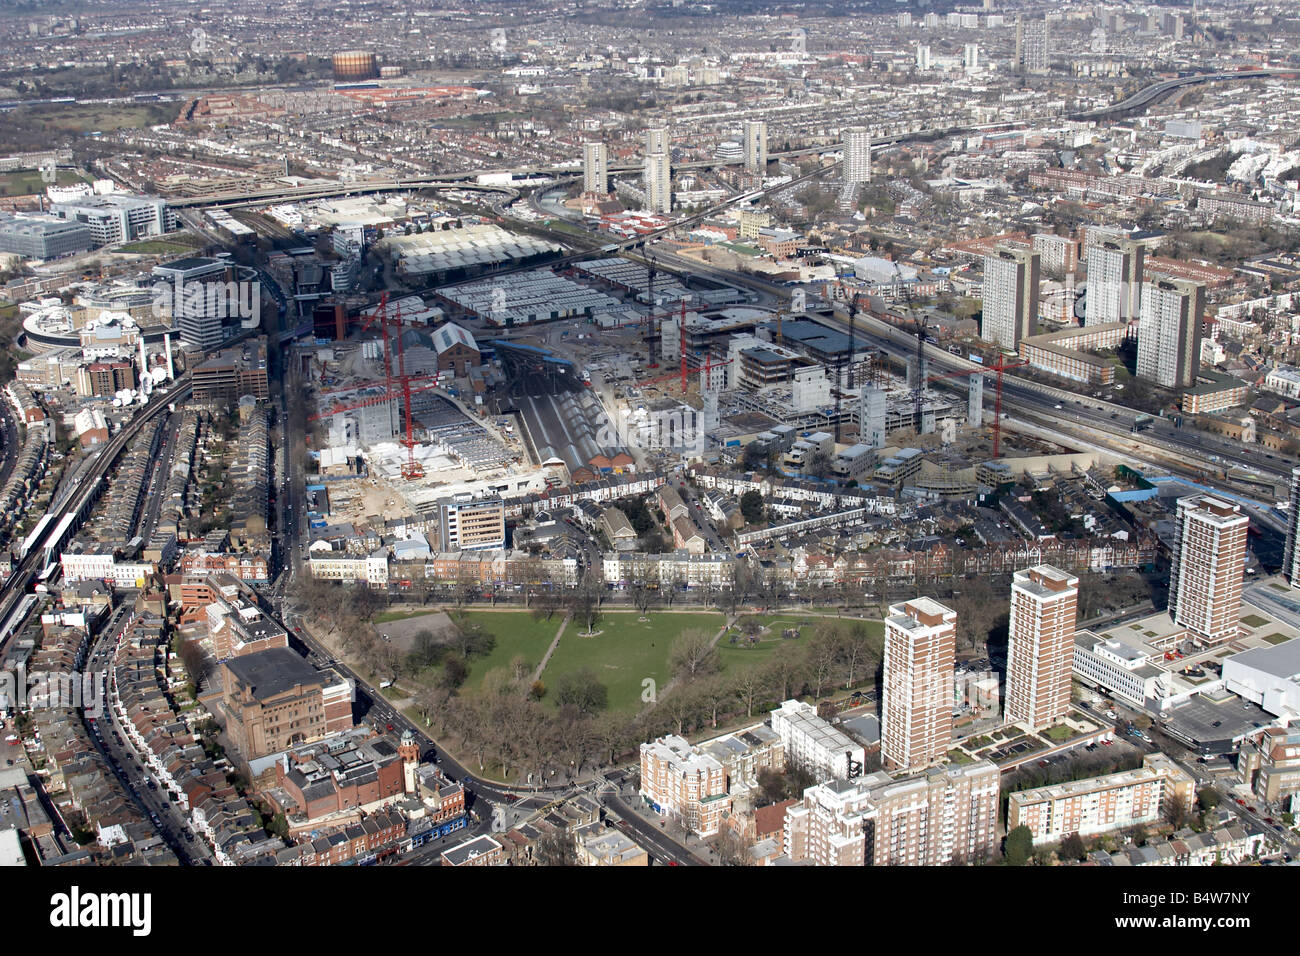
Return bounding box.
[0,0,1299,887]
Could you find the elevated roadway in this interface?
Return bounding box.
[164,69,1295,210]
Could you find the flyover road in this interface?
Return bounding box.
[162,69,1295,210]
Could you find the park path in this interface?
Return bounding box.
[643,613,739,712]
[707,613,739,651]
[531,614,571,684]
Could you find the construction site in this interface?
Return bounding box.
[296,256,1071,523]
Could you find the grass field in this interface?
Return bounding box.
[716,614,813,673]
[117,233,203,255]
[36,102,177,135]
[375,607,443,624]
[454,611,564,695]
[541,611,724,712]
[0,168,89,197]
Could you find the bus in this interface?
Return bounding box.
[1132,414,1155,432]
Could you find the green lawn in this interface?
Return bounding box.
[717,615,882,677]
[1043,724,1075,742]
[117,234,203,255]
[541,611,724,712]
[0,168,88,197]
[1241,614,1269,629]
[1262,633,1292,646]
[716,614,810,673]
[375,607,443,624]
[454,610,563,695]
[946,749,974,765]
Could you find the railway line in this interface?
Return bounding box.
[0,374,192,654]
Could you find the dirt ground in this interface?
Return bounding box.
[375,609,457,654]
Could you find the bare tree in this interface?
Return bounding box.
[670,628,719,682]
[839,622,876,690]
[1163,791,1189,830]
[766,651,805,701]
[732,666,771,718]
[697,675,734,729]
[806,628,842,700]
[629,563,658,616]
[535,829,579,866]
[711,826,753,867]
[659,687,702,735]
[412,684,450,726]
[570,576,604,635]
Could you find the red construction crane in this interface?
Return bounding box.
[925,354,1027,458]
[614,298,691,371]
[310,293,431,480]
[631,303,733,396]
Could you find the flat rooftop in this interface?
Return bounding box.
[224,647,326,700]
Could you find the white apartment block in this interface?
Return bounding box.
[1285,466,1300,588]
[643,151,672,215]
[50,193,174,246]
[59,548,117,583]
[742,120,767,173]
[582,142,608,195]
[1086,237,1144,325]
[645,127,669,155]
[308,551,389,587]
[1072,632,1165,708]
[1008,754,1195,845]
[842,127,872,185]
[1032,232,1076,274]
[1264,365,1300,400]
[769,699,866,782]
[602,552,736,589]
